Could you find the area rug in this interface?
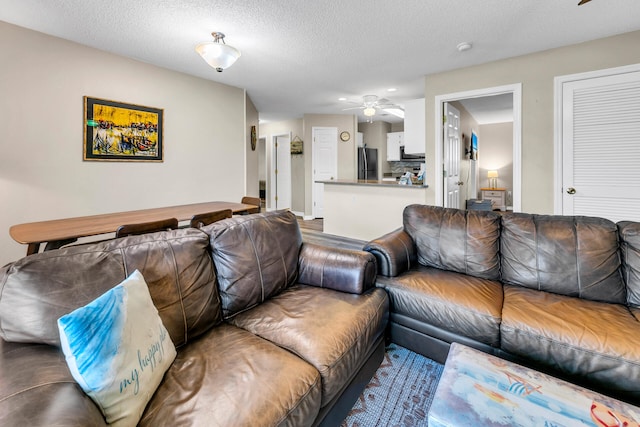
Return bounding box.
[341,344,444,427]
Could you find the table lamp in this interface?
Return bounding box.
[487,170,499,189]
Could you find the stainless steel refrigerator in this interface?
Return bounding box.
[357,147,378,180]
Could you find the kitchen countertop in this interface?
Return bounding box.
[316,179,428,188]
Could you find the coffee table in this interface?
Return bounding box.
[428,343,640,427]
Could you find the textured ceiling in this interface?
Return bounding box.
[1,0,640,124]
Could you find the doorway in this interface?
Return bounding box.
[312,127,338,218]
[443,103,462,209]
[435,84,522,212]
[270,133,291,210]
[554,63,640,222]
[258,137,266,207]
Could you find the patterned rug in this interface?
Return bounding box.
[341,344,444,427]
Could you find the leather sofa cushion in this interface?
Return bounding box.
[619,221,640,307]
[203,210,302,319]
[403,205,501,280]
[140,324,321,427]
[0,339,107,426]
[501,213,625,304]
[229,285,388,406]
[501,285,640,400]
[297,242,377,294]
[0,229,221,347]
[376,266,503,347]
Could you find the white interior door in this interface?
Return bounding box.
[443,103,462,208]
[271,134,291,210]
[560,68,640,222]
[312,127,337,218]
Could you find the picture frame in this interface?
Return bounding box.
[471,131,478,161]
[83,97,163,162]
[291,136,303,155]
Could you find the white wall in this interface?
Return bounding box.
[323,184,427,240]
[0,22,246,265]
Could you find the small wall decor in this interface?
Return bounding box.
[83,97,163,162]
[250,125,257,151]
[291,135,303,155]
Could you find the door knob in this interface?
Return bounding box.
[331,176,334,180]
[457,181,464,186]
[566,187,576,194]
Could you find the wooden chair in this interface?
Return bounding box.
[241,196,261,214]
[115,217,178,238]
[189,209,232,228]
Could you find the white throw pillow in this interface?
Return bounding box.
[58,270,177,427]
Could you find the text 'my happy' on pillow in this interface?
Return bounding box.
[57,270,176,427]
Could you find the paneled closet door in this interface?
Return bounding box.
[562,69,640,222]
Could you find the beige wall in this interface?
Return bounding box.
[0,21,246,265]
[424,30,640,214]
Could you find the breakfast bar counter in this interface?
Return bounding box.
[316,179,428,189]
[317,179,429,241]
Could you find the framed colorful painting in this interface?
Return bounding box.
[83,97,163,162]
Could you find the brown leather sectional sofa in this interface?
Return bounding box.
[364,204,640,404]
[0,210,389,426]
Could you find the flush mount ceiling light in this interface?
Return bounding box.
[195,32,241,72]
[456,42,472,52]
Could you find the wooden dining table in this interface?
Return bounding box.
[10,201,258,256]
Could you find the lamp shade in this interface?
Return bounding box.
[195,32,241,72]
[487,170,499,178]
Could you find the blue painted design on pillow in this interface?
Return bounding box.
[57,270,177,426]
[58,283,126,390]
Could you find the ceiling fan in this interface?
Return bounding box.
[341,95,403,121]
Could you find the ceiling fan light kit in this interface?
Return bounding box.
[342,94,404,121]
[195,32,241,72]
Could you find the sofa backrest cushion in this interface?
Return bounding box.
[202,210,302,319]
[403,205,501,280]
[501,213,625,304]
[619,221,640,307]
[0,228,221,347]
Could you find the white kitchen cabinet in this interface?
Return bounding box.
[403,98,425,154]
[386,132,404,161]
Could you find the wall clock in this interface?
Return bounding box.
[340,131,350,142]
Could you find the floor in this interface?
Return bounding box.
[297,217,323,232]
[296,217,366,251]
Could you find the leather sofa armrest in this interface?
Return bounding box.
[363,228,416,277]
[0,339,107,426]
[297,243,377,294]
